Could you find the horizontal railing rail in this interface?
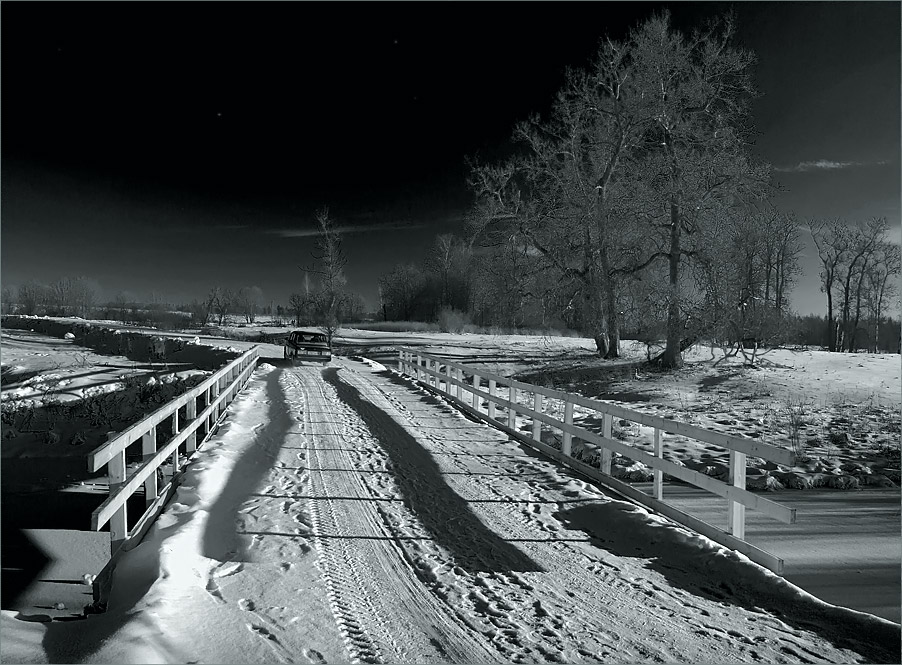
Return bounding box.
[87,345,260,556]
[398,348,796,574]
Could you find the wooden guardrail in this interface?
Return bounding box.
[398,348,796,574]
[86,345,259,604]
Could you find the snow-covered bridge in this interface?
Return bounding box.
[3,357,898,663]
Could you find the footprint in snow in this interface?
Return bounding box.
[303,649,326,664]
[238,598,256,611]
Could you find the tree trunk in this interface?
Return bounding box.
[599,247,620,359]
[661,199,684,369]
[825,280,835,352]
[849,269,868,352]
[593,333,610,358]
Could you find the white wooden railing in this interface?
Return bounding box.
[88,346,260,556]
[398,348,796,574]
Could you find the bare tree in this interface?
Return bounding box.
[1,287,13,314]
[17,281,47,315]
[864,241,900,352]
[288,293,308,326]
[760,210,804,315]
[812,217,889,352]
[838,218,887,351]
[379,263,425,321]
[431,234,456,310]
[693,206,797,362]
[630,13,765,368]
[50,277,74,316]
[209,287,233,326]
[468,11,764,366]
[236,286,263,324]
[810,219,849,351]
[303,207,347,346]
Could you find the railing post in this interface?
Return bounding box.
[416,354,422,381]
[654,428,663,500]
[508,385,517,429]
[562,400,573,456]
[601,413,613,474]
[108,436,127,555]
[142,427,157,511]
[472,373,480,410]
[186,396,197,453]
[455,368,462,400]
[205,386,212,433]
[729,450,747,539]
[532,392,542,442]
[398,349,404,374]
[487,379,496,419]
[171,408,181,476]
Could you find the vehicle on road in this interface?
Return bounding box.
[283,329,332,363]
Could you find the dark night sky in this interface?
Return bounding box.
[2,2,899,314]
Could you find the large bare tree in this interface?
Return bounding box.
[468,12,765,366]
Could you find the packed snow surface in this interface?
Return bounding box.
[3,358,898,663]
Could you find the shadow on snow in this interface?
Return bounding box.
[322,366,542,574]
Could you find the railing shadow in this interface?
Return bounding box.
[201,367,289,562]
[322,367,542,574]
[555,501,901,663]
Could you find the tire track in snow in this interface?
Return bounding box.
[286,366,500,664]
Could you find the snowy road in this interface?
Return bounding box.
[6,358,897,663]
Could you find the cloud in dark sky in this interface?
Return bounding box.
[270,221,431,239]
[775,159,891,173]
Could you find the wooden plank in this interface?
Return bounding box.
[562,400,573,456]
[172,409,181,475]
[654,428,663,501]
[601,414,613,475]
[186,397,197,453]
[532,392,542,442]
[729,450,747,539]
[142,427,157,512]
[508,386,517,429]
[399,348,792,466]
[108,450,127,555]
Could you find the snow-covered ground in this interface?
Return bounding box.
[3,358,899,663]
[2,321,899,662]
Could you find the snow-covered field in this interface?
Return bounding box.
[1,320,899,662]
[3,358,898,663]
